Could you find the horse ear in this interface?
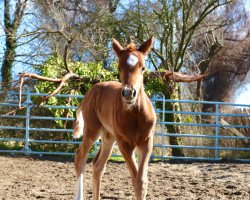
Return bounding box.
[138,36,154,55]
[112,38,123,57]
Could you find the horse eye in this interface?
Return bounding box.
[142,67,145,71]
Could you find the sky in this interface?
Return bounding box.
[246,0,250,12]
[0,1,250,105]
[235,84,250,104]
[234,72,250,105]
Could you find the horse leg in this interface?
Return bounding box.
[74,131,101,200]
[116,140,138,194]
[92,131,115,200]
[135,136,153,200]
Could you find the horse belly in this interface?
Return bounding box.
[100,120,115,135]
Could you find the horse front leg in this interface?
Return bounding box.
[116,139,138,192]
[135,136,153,200]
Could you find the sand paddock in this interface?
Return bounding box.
[0,155,249,200]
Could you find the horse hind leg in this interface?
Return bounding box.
[92,131,115,200]
[74,129,101,200]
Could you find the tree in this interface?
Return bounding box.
[3,0,246,158]
[33,0,119,66]
[1,0,120,91]
[1,0,28,90]
[114,0,233,156]
[189,0,249,101]
[203,34,250,110]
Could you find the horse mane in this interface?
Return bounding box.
[125,43,136,52]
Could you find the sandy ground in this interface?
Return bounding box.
[0,155,249,200]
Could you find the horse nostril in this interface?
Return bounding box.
[132,89,136,98]
[121,89,126,97]
[121,87,136,99]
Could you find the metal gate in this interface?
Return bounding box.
[0,91,249,162]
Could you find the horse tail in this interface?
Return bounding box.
[73,107,84,139]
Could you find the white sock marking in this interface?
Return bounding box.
[75,174,84,200]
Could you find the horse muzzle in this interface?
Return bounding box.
[121,86,137,105]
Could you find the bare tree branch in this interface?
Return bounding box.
[18,71,79,107]
[148,70,208,83]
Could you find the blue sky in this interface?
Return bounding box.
[246,0,250,12]
[235,84,250,104]
[234,72,250,105]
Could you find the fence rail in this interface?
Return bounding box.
[0,91,249,162]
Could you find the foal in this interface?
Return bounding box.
[73,37,156,200]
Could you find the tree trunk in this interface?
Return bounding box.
[164,81,185,157]
[1,0,27,91]
[1,30,16,91]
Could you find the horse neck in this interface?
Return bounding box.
[136,84,148,110]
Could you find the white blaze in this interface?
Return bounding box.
[127,54,138,67]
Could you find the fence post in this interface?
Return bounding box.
[161,94,166,161]
[215,103,219,160]
[24,90,32,154]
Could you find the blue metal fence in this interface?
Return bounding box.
[0,91,249,162]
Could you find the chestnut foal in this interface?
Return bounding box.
[73,37,156,200]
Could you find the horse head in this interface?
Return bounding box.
[112,36,154,105]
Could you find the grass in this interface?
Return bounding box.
[0,141,24,151]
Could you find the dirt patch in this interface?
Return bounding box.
[0,155,249,200]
